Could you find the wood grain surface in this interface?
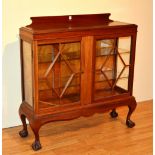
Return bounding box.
[3,100,152,155]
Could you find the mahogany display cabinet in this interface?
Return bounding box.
[19,13,138,151]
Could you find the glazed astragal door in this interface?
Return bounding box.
[38,41,81,110]
[94,36,131,101]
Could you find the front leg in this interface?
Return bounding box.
[29,120,42,151]
[126,98,137,128]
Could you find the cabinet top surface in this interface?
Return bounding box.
[21,13,137,34]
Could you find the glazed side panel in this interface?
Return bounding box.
[21,40,33,107]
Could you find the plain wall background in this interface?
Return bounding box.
[2,0,153,128]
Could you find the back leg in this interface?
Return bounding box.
[110,109,118,118]
[19,114,28,137]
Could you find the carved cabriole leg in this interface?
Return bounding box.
[110,109,118,118]
[126,97,137,128]
[19,105,28,137]
[29,119,42,151]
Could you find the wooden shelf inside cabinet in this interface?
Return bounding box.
[19,13,138,151]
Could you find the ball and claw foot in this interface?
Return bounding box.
[126,120,135,128]
[19,129,28,138]
[32,140,42,151]
[110,110,118,118]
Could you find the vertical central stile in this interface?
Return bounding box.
[81,36,94,105]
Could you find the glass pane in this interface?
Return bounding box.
[23,41,33,106]
[116,78,128,90]
[96,55,115,71]
[96,39,115,56]
[116,37,131,90]
[118,37,131,52]
[117,66,129,78]
[60,43,81,104]
[61,42,80,60]
[38,44,59,63]
[38,42,81,109]
[94,37,131,100]
[60,74,80,104]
